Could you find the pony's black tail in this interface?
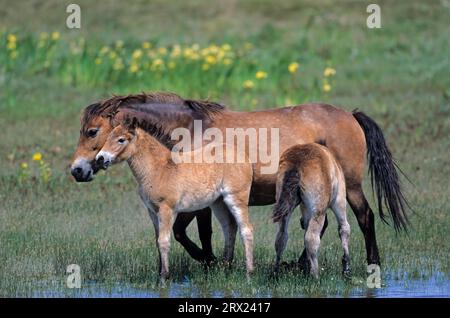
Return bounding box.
[272,169,301,223]
[353,110,410,232]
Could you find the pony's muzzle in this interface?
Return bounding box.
[70,158,94,182]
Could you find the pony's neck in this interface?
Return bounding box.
[127,129,171,185]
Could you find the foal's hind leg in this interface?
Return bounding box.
[298,213,328,270]
[304,212,326,278]
[223,194,254,275]
[331,197,351,276]
[211,200,238,263]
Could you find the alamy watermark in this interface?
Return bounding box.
[170,120,280,175]
[66,4,81,29]
[366,264,381,288]
[66,264,81,288]
[366,4,381,29]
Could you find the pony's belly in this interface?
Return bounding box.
[175,191,220,213]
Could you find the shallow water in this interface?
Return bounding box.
[31,272,449,298]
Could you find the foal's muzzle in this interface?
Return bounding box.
[95,155,111,170]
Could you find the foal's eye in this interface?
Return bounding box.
[87,129,98,138]
[118,138,126,144]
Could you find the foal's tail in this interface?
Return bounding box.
[272,169,301,223]
[353,110,410,232]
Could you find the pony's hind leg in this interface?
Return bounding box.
[331,197,351,276]
[173,212,210,263]
[211,200,238,264]
[304,212,326,279]
[195,207,216,264]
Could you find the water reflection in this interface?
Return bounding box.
[32,272,449,298]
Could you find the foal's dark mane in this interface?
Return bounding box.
[123,116,178,151]
[82,92,225,130]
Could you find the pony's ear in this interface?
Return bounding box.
[125,117,138,134]
[130,117,138,130]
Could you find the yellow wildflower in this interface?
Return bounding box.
[168,61,176,69]
[324,67,336,77]
[109,51,117,60]
[113,58,124,70]
[243,80,255,89]
[222,44,231,51]
[129,63,139,73]
[151,58,164,70]
[6,41,16,50]
[323,83,331,92]
[7,34,17,43]
[142,41,151,49]
[223,58,233,66]
[100,46,110,55]
[115,40,124,49]
[132,49,143,59]
[32,152,42,161]
[205,55,217,64]
[95,58,102,65]
[183,47,194,58]
[288,62,299,74]
[51,31,60,41]
[21,162,28,169]
[158,47,168,55]
[255,71,267,79]
[171,45,181,58]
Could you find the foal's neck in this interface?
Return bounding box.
[127,129,172,185]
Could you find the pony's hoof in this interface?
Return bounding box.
[202,255,217,268]
[342,269,352,279]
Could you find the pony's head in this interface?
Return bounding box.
[70,103,116,182]
[95,118,138,169]
[70,92,225,181]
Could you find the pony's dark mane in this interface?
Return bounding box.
[81,92,225,130]
[123,116,177,151]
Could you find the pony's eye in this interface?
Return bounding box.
[87,129,98,138]
[118,138,126,144]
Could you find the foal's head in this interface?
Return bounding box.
[95,119,138,169]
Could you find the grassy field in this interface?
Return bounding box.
[0,0,449,297]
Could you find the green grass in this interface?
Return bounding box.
[0,0,449,297]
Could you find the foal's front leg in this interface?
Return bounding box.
[157,204,176,280]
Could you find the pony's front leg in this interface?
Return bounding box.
[147,208,161,274]
[157,204,175,281]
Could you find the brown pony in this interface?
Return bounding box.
[70,92,409,267]
[95,117,254,279]
[272,144,350,278]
